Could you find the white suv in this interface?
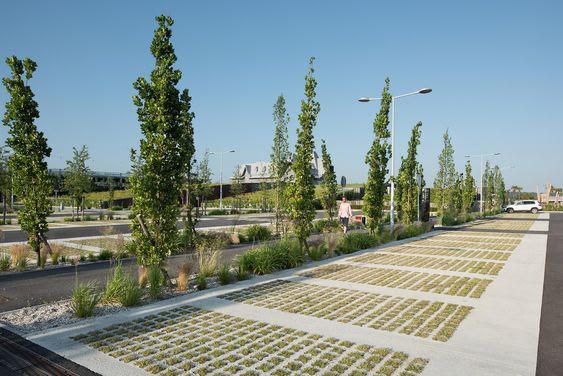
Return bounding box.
[505,200,543,214]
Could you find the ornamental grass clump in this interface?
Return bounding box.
[308,244,326,261]
[10,244,29,270]
[71,282,102,318]
[242,238,304,275]
[104,263,141,306]
[0,254,10,271]
[337,232,380,254]
[396,223,429,240]
[218,264,232,285]
[148,265,163,299]
[246,225,272,242]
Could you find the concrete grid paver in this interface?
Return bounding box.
[22,212,549,376]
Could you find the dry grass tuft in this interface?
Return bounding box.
[138,266,148,288]
[177,261,192,291]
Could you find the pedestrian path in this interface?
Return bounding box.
[23,213,548,375]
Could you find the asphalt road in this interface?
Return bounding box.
[536,212,563,375]
[0,242,257,313]
[0,215,274,243]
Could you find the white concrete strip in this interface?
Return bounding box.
[424,232,547,376]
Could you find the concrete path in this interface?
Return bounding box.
[3,213,552,375]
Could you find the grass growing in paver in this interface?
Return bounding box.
[432,234,522,246]
[72,305,429,375]
[468,220,535,231]
[442,231,524,239]
[301,264,492,298]
[381,245,511,261]
[220,280,472,342]
[410,239,517,251]
[351,253,505,275]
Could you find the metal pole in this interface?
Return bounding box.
[219,152,224,211]
[480,155,484,214]
[390,96,395,233]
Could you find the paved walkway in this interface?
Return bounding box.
[1,213,554,375]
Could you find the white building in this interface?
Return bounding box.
[237,152,325,184]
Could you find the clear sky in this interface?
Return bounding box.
[1,0,561,192]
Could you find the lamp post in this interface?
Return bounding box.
[208,150,235,211]
[359,88,432,234]
[464,152,500,214]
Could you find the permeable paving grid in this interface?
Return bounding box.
[25,213,548,376]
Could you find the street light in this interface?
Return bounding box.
[464,152,500,214]
[208,149,235,211]
[358,87,432,233]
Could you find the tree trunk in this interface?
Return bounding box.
[39,233,52,256]
[2,191,6,225]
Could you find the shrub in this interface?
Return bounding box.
[208,209,227,215]
[337,232,379,254]
[246,225,272,242]
[308,244,326,261]
[196,234,224,278]
[87,252,97,262]
[313,219,340,234]
[60,255,67,263]
[241,238,304,275]
[196,274,207,290]
[148,265,163,299]
[218,264,232,285]
[111,205,123,211]
[0,254,10,271]
[84,215,94,221]
[177,262,192,291]
[396,223,428,240]
[98,249,113,261]
[71,282,102,318]
[79,254,86,262]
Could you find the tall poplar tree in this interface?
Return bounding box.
[270,94,291,234]
[287,57,320,252]
[484,161,493,212]
[363,78,392,234]
[319,140,338,220]
[2,56,53,263]
[64,145,91,220]
[396,122,422,224]
[130,15,196,267]
[462,160,476,214]
[433,130,457,216]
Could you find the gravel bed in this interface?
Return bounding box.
[0,277,221,335]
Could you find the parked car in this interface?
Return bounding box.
[504,200,543,214]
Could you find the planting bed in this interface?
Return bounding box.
[300,264,492,298]
[220,280,472,342]
[351,253,505,275]
[381,245,511,261]
[73,305,429,375]
[68,236,130,251]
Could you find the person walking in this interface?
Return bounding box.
[338,196,353,233]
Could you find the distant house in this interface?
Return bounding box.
[237,152,325,184]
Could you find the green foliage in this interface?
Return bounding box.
[208,209,228,215]
[230,165,245,212]
[2,56,52,265]
[287,57,320,252]
[196,274,207,290]
[312,219,340,234]
[441,212,473,226]
[307,244,326,261]
[484,161,494,212]
[364,78,392,234]
[233,254,252,280]
[492,165,506,210]
[271,94,291,234]
[337,232,380,254]
[71,282,102,318]
[396,123,422,224]
[50,251,59,265]
[240,238,304,275]
[64,145,91,220]
[246,225,272,242]
[130,15,195,267]
[193,150,213,216]
[0,254,10,271]
[104,263,140,306]
[319,140,338,220]
[98,249,113,261]
[87,252,97,262]
[148,265,163,299]
[462,160,476,214]
[217,264,232,285]
[396,223,429,240]
[433,130,457,216]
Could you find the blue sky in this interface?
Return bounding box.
[1,0,561,191]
